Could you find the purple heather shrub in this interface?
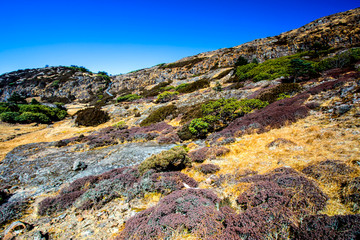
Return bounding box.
[293,214,360,240]
[38,190,85,216]
[197,164,221,174]
[116,189,223,240]
[341,177,360,212]
[238,167,328,215]
[302,160,357,184]
[209,93,310,142]
[188,146,230,163]
[0,198,28,227]
[38,167,140,215]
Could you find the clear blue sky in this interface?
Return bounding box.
[0,0,358,75]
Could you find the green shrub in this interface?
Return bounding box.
[235,56,249,67]
[258,83,301,103]
[162,86,175,91]
[289,59,316,81]
[188,98,269,137]
[68,65,91,73]
[16,112,51,124]
[175,83,189,91]
[141,81,173,97]
[313,48,360,72]
[177,79,210,93]
[213,81,222,92]
[156,91,179,103]
[8,92,26,104]
[140,104,178,127]
[30,98,40,105]
[18,104,67,121]
[236,63,258,81]
[0,103,19,114]
[52,80,60,87]
[236,54,316,82]
[116,94,141,102]
[189,118,210,138]
[0,112,20,123]
[138,146,191,175]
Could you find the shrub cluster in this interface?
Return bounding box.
[313,48,360,72]
[141,81,173,98]
[156,91,179,103]
[68,65,91,73]
[38,167,198,216]
[140,104,177,127]
[116,189,223,240]
[138,146,191,175]
[116,94,141,102]
[189,98,268,138]
[236,53,317,82]
[196,164,220,174]
[257,83,301,103]
[0,102,67,124]
[75,107,110,126]
[176,78,210,94]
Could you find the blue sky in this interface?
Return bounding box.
[0,0,358,75]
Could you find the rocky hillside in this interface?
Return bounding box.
[0,8,360,240]
[0,8,359,103]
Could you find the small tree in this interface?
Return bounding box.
[235,56,249,67]
[8,92,26,104]
[289,59,315,82]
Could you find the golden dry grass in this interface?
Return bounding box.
[183,110,360,214]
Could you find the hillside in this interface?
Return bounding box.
[0,8,360,240]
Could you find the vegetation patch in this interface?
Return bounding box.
[177,78,210,94]
[141,80,173,98]
[188,147,230,163]
[294,214,360,240]
[138,146,191,175]
[38,167,198,216]
[116,188,223,240]
[0,98,67,124]
[161,57,206,69]
[196,164,220,174]
[140,104,178,127]
[189,98,269,138]
[156,91,179,103]
[75,107,110,126]
[116,94,141,102]
[257,83,302,103]
[210,93,310,142]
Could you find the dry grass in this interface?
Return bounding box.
[183,110,360,214]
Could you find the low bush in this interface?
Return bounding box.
[189,98,268,137]
[138,146,191,175]
[116,189,223,240]
[116,94,141,102]
[177,78,210,93]
[236,53,316,82]
[0,198,29,227]
[0,112,20,123]
[210,93,309,142]
[16,112,51,124]
[141,80,173,98]
[188,147,230,163]
[294,214,360,240]
[257,83,301,103]
[197,164,220,174]
[75,107,110,126]
[68,65,91,73]
[140,104,177,127]
[314,48,360,72]
[156,91,179,103]
[0,103,67,124]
